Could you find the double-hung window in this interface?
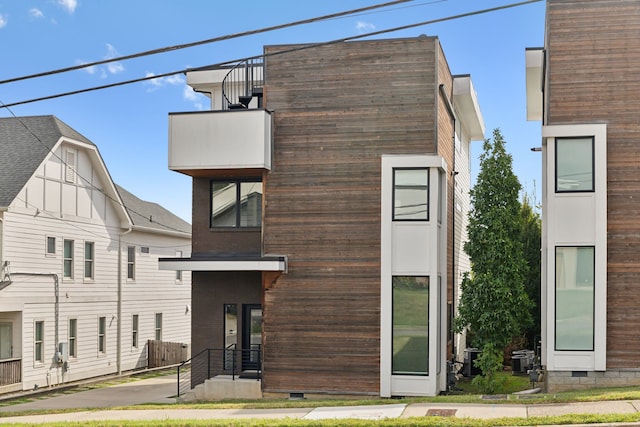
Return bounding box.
[211,179,263,228]
[392,168,429,221]
[556,137,594,192]
[34,321,44,363]
[98,317,106,354]
[132,314,139,348]
[155,313,163,341]
[68,319,77,358]
[127,246,135,280]
[84,242,94,279]
[63,239,74,278]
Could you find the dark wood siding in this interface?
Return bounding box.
[262,37,452,394]
[546,0,640,368]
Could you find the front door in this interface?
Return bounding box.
[242,304,262,371]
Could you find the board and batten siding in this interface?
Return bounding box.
[1,141,191,390]
[261,37,455,394]
[546,0,640,368]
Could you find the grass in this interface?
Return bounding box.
[6,369,640,426]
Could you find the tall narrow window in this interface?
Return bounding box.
[211,179,263,228]
[34,321,44,363]
[132,315,139,348]
[63,239,74,278]
[127,246,135,280]
[0,322,12,359]
[555,246,595,351]
[46,236,56,255]
[68,319,77,358]
[175,250,183,281]
[556,137,594,192]
[392,276,429,375]
[98,317,106,354]
[84,242,94,279]
[155,313,163,341]
[393,168,429,221]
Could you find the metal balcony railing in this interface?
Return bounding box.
[221,58,264,110]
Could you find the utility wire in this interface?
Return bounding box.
[0,0,413,86]
[0,0,543,109]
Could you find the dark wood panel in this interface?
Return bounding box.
[547,0,640,368]
[261,37,454,394]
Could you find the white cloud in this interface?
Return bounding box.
[57,0,77,14]
[103,44,124,75]
[356,21,375,33]
[75,59,97,75]
[0,14,7,29]
[29,8,44,19]
[144,72,184,91]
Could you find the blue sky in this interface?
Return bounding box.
[0,0,545,222]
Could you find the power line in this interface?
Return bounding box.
[0,0,543,109]
[0,0,414,86]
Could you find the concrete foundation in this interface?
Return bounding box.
[546,369,640,393]
[181,376,262,402]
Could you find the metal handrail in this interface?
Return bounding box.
[221,58,264,110]
[176,346,262,397]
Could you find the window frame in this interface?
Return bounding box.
[127,246,135,280]
[554,246,595,352]
[175,250,183,282]
[154,313,163,341]
[68,318,77,358]
[46,236,56,256]
[84,241,94,280]
[63,239,74,279]
[98,316,106,355]
[391,275,430,376]
[392,168,430,222]
[555,136,595,193]
[132,314,139,349]
[210,178,263,228]
[34,320,44,364]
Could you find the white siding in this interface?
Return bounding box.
[0,140,191,391]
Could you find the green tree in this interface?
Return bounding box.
[520,194,541,349]
[455,128,533,393]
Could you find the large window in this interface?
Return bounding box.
[68,319,77,358]
[211,180,263,228]
[98,316,106,354]
[127,246,135,280]
[393,168,429,221]
[63,239,74,278]
[34,321,44,363]
[392,276,429,375]
[556,137,594,192]
[555,246,595,351]
[84,242,94,279]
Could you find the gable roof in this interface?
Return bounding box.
[0,115,94,208]
[116,185,191,235]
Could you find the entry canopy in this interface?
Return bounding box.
[159,254,287,272]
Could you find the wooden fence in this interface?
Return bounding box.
[147,340,189,368]
[0,359,21,386]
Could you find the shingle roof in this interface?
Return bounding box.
[0,115,191,236]
[0,115,94,207]
[116,185,191,235]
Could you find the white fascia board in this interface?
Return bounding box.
[526,48,544,122]
[453,75,486,141]
[158,259,286,272]
[186,69,228,94]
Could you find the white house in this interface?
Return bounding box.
[0,115,191,393]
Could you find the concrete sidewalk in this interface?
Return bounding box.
[1,375,640,424]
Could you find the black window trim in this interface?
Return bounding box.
[555,136,595,193]
[392,167,430,222]
[210,178,262,229]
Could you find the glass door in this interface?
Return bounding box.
[242,304,262,371]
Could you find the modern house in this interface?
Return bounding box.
[0,115,191,393]
[526,0,640,392]
[162,36,485,397]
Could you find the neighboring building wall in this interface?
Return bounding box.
[542,0,640,390]
[261,37,454,395]
[1,141,191,391]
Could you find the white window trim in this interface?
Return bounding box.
[84,241,95,281]
[45,236,57,257]
[34,320,45,367]
[542,123,607,371]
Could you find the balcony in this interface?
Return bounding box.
[168,109,272,176]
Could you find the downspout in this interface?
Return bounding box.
[8,272,59,354]
[439,84,458,361]
[117,226,133,375]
